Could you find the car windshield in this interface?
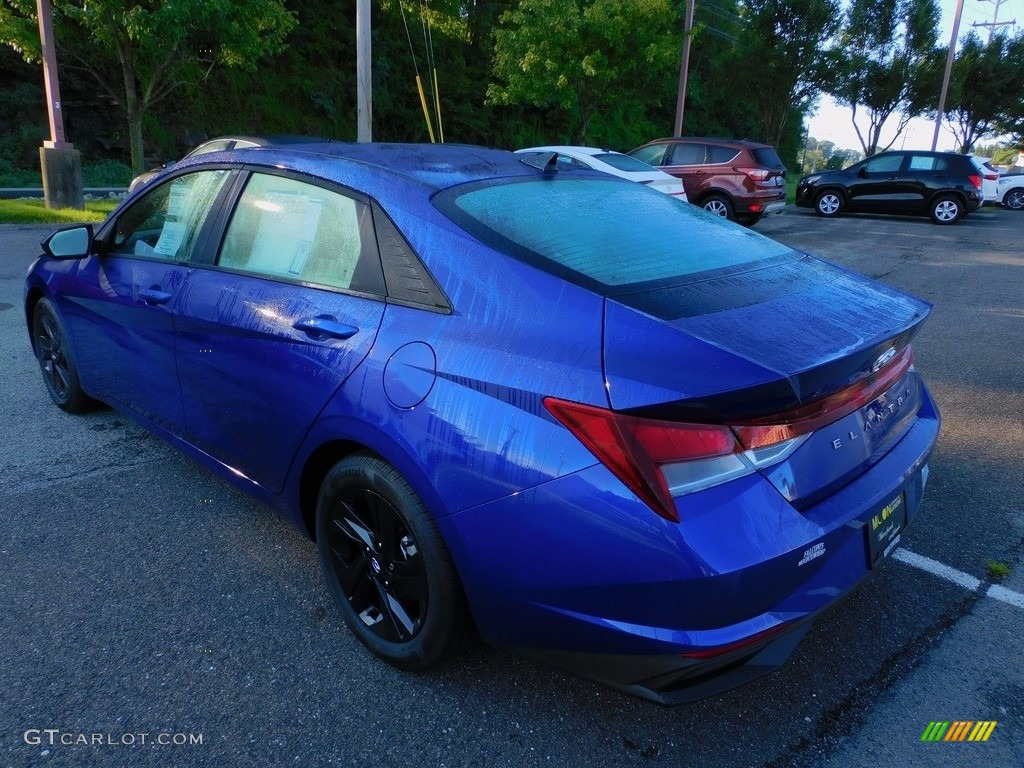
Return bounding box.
[435,178,796,293]
[594,153,659,172]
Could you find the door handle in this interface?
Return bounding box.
[294,316,359,340]
[139,288,172,305]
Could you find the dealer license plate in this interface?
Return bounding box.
[866,492,907,567]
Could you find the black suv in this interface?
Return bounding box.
[796,150,983,225]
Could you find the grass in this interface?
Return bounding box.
[986,561,1011,581]
[0,198,119,225]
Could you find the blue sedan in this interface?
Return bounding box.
[24,143,939,704]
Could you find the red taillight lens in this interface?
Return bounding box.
[732,345,913,450]
[545,346,914,523]
[968,174,983,191]
[544,398,738,522]
[736,167,770,182]
[984,173,999,181]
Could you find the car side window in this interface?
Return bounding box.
[111,170,230,261]
[630,145,667,166]
[668,143,707,166]
[707,145,739,164]
[217,173,384,296]
[864,154,904,174]
[908,155,940,171]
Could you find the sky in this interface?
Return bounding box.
[806,0,1024,153]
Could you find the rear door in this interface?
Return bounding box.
[173,170,388,492]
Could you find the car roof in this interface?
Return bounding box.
[644,137,774,148]
[517,146,623,158]
[178,142,555,193]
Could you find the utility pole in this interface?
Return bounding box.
[356,0,372,142]
[973,0,1015,42]
[36,0,83,209]
[932,0,965,151]
[673,0,696,137]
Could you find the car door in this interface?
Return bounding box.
[663,142,709,199]
[902,154,947,213]
[60,168,233,431]
[845,153,910,213]
[173,170,388,493]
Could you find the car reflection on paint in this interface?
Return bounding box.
[25,143,939,704]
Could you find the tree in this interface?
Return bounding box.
[486,0,678,144]
[828,0,942,156]
[732,0,841,148]
[0,0,296,174]
[940,31,1024,153]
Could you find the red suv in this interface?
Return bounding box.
[629,138,787,226]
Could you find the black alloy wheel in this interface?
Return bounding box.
[32,298,92,413]
[316,453,467,670]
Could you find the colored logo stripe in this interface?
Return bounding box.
[920,721,996,742]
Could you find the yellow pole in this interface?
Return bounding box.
[416,74,436,143]
[433,68,444,143]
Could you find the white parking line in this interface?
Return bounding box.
[892,548,1024,610]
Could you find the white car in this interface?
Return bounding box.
[996,167,1024,210]
[970,156,1000,204]
[515,146,688,200]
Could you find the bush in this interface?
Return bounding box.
[81,159,132,186]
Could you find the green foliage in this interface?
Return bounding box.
[488,0,679,143]
[81,159,132,186]
[986,561,1011,581]
[829,0,942,155]
[941,31,1024,153]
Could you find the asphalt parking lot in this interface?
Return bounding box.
[2,204,1023,768]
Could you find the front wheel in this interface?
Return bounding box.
[701,195,734,220]
[316,453,468,670]
[32,298,93,413]
[1003,187,1024,210]
[929,195,963,224]
[815,190,844,218]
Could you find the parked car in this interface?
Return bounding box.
[629,137,787,225]
[996,166,1024,210]
[128,134,325,193]
[971,156,1000,204]
[515,146,687,200]
[26,143,939,705]
[796,150,983,224]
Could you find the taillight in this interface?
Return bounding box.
[984,173,999,181]
[545,346,914,523]
[968,174,982,191]
[736,167,770,182]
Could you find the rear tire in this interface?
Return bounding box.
[32,298,93,413]
[814,190,844,218]
[316,453,468,671]
[701,195,734,220]
[1004,187,1024,210]
[929,195,963,224]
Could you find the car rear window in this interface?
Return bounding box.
[750,147,784,168]
[434,177,796,293]
[594,153,659,172]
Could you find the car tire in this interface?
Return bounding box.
[701,195,734,220]
[1004,187,1024,210]
[929,195,963,224]
[316,452,468,671]
[32,298,93,413]
[814,190,844,218]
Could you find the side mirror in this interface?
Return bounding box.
[857,167,868,178]
[41,225,94,259]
